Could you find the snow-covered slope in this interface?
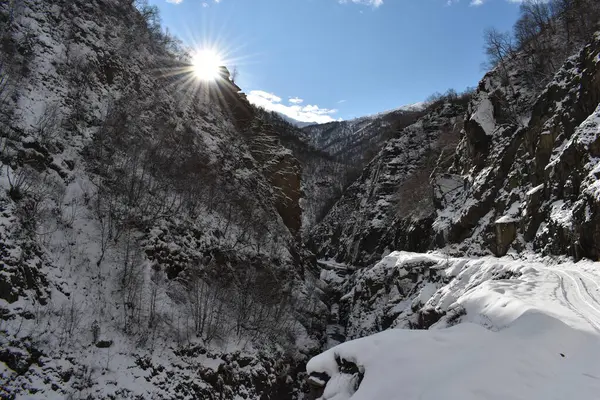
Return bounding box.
[305,20,600,400]
[302,109,422,166]
[0,1,326,398]
[308,251,600,399]
[309,315,600,400]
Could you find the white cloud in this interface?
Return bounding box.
[167,0,220,4]
[446,0,540,6]
[251,90,282,103]
[338,0,384,7]
[247,90,338,124]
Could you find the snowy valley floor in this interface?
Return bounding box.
[308,252,600,400]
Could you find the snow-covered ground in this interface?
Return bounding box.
[308,251,600,399]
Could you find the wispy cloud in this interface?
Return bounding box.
[447,0,533,6]
[166,0,220,4]
[248,90,338,124]
[338,0,384,7]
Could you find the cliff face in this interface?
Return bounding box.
[436,32,600,259]
[247,120,304,237]
[311,31,600,266]
[308,102,467,267]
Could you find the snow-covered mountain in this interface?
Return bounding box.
[302,108,422,166]
[0,1,326,398]
[308,99,468,267]
[295,107,424,234]
[304,2,600,398]
[276,112,316,129]
[3,0,600,399]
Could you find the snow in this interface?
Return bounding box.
[526,184,544,196]
[308,314,600,400]
[549,200,573,227]
[308,251,600,399]
[494,201,522,224]
[470,96,496,136]
[0,0,323,397]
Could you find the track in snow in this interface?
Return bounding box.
[550,268,600,333]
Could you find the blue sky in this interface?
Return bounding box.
[149,0,522,122]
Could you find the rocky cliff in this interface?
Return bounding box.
[309,100,468,267]
[436,32,600,259]
[311,30,600,267]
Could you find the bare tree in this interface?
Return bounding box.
[117,230,145,335]
[521,0,552,33]
[483,28,514,85]
[35,102,62,145]
[230,66,239,83]
[56,298,83,347]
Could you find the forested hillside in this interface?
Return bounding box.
[0,1,326,398]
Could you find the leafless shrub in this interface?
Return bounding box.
[6,165,33,201]
[9,168,65,234]
[116,231,145,335]
[184,268,227,344]
[56,298,83,347]
[229,268,297,346]
[35,103,62,144]
[0,60,9,105]
[91,320,100,344]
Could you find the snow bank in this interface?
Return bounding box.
[308,312,600,400]
[309,251,600,399]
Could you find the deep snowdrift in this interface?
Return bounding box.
[308,252,600,399]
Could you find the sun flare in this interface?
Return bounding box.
[192,49,223,81]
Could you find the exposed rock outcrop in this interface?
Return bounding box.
[437,32,600,259]
[309,102,467,267]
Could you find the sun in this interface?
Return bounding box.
[192,49,223,81]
